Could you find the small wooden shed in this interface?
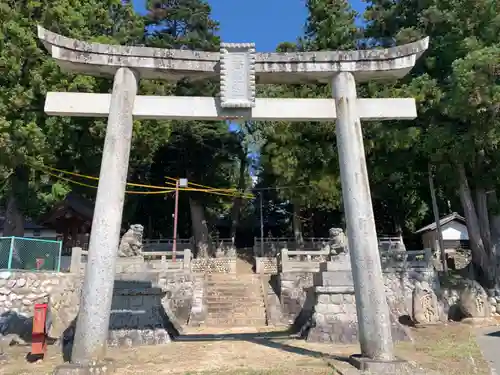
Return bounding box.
[415,212,469,251]
[39,193,94,254]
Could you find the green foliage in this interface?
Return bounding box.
[3,0,500,247]
[258,0,362,225]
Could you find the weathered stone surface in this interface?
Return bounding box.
[255,257,278,274]
[53,360,115,375]
[412,281,439,324]
[220,43,256,109]
[38,26,429,83]
[160,272,194,327]
[459,280,490,318]
[191,257,236,274]
[0,270,204,348]
[328,228,348,254]
[279,272,314,326]
[314,270,353,287]
[188,276,207,326]
[117,224,144,257]
[307,260,411,345]
[264,276,283,326]
[383,268,439,319]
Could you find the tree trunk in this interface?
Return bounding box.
[488,191,500,258]
[457,163,493,285]
[293,204,304,246]
[3,171,25,237]
[487,192,500,284]
[189,197,210,258]
[475,187,492,254]
[3,193,24,237]
[229,156,247,242]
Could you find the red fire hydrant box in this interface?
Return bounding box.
[31,303,49,356]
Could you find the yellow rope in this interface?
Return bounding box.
[40,169,176,195]
[164,176,253,198]
[35,164,174,190]
[165,176,238,193]
[29,163,253,198]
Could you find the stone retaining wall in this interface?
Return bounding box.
[191,258,236,273]
[384,267,439,318]
[0,271,81,341]
[273,266,498,332]
[255,257,278,274]
[0,270,202,346]
[274,267,439,328]
[277,272,314,326]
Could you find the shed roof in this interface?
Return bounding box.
[40,192,94,225]
[415,212,466,234]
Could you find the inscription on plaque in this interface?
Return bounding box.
[220,43,256,108]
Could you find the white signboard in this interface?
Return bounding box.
[220,43,256,108]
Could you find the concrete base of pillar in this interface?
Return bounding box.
[52,360,115,375]
[348,355,408,373]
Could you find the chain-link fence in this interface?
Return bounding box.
[0,237,62,272]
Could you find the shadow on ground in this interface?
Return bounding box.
[485,330,500,337]
[175,330,352,364]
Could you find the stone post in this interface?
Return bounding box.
[71,67,138,366]
[184,249,192,270]
[281,248,289,273]
[70,247,82,274]
[332,72,394,361]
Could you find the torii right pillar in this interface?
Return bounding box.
[332,69,423,372]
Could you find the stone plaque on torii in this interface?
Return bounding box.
[37,26,428,373]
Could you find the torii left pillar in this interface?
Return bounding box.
[64,67,138,373]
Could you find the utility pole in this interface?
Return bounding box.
[172,178,188,263]
[428,163,448,273]
[260,192,264,257]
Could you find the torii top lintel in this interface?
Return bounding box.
[38,26,428,84]
[38,26,428,109]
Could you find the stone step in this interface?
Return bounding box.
[205,292,262,300]
[207,306,264,311]
[202,274,266,328]
[206,313,265,320]
[206,293,261,298]
[204,319,267,327]
[206,301,261,306]
[206,280,258,285]
[206,296,262,305]
[206,275,259,281]
[206,295,263,301]
[206,286,260,291]
[206,274,257,279]
[206,283,260,289]
[207,289,261,294]
[206,306,265,313]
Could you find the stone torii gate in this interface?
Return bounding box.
[38,26,428,373]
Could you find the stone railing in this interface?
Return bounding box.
[69,247,192,273]
[142,237,194,252]
[277,248,433,274]
[380,249,432,270]
[69,247,238,274]
[280,249,331,273]
[253,237,330,257]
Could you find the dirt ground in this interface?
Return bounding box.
[0,324,493,375]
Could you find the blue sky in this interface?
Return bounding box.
[132,0,366,52]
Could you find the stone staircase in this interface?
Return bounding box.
[204,273,267,327]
